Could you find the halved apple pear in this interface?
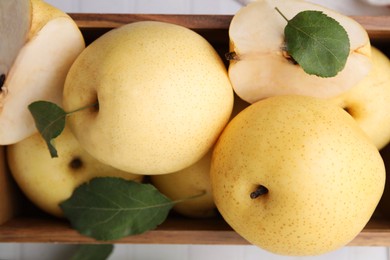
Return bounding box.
[228,0,372,103]
[0,0,85,145]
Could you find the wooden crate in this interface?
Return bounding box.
[1,14,390,245]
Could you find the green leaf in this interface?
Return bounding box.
[283,10,350,78]
[70,244,114,260]
[28,101,67,158]
[60,177,174,241]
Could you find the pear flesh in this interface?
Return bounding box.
[0,0,85,145]
[210,95,385,256]
[228,0,372,103]
[0,0,31,80]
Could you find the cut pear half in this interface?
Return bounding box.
[0,0,85,145]
[228,0,372,103]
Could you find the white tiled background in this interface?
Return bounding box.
[40,0,390,15]
[1,0,390,259]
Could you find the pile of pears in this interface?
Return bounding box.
[2,0,390,257]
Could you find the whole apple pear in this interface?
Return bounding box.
[63,21,233,175]
[7,126,143,218]
[329,46,390,150]
[150,95,249,218]
[150,150,217,218]
[210,95,385,256]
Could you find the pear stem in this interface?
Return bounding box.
[250,185,269,199]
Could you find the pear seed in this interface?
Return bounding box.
[225,52,239,61]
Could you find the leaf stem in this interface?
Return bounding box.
[173,190,207,204]
[67,102,99,116]
[275,7,289,22]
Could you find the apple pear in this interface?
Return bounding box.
[63,21,234,175]
[150,95,249,218]
[228,0,372,103]
[7,126,143,218]
[150,150,217,218]
[0,0,85,144]
[210,95,385,256]
[328,46,390,150]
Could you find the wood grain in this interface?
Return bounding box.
[0,216,389,246]
[69,13,390,39]
[69,13,233,29]
[352,16,390,39]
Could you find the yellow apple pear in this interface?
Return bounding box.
[63,21,233,175]
[328,46,390,150]
[7,126,143,218]
[210,95,385,256]
[0,0,85,144]
[150,150,216,218]
[150,95,249,218]
[228,0,371,103]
